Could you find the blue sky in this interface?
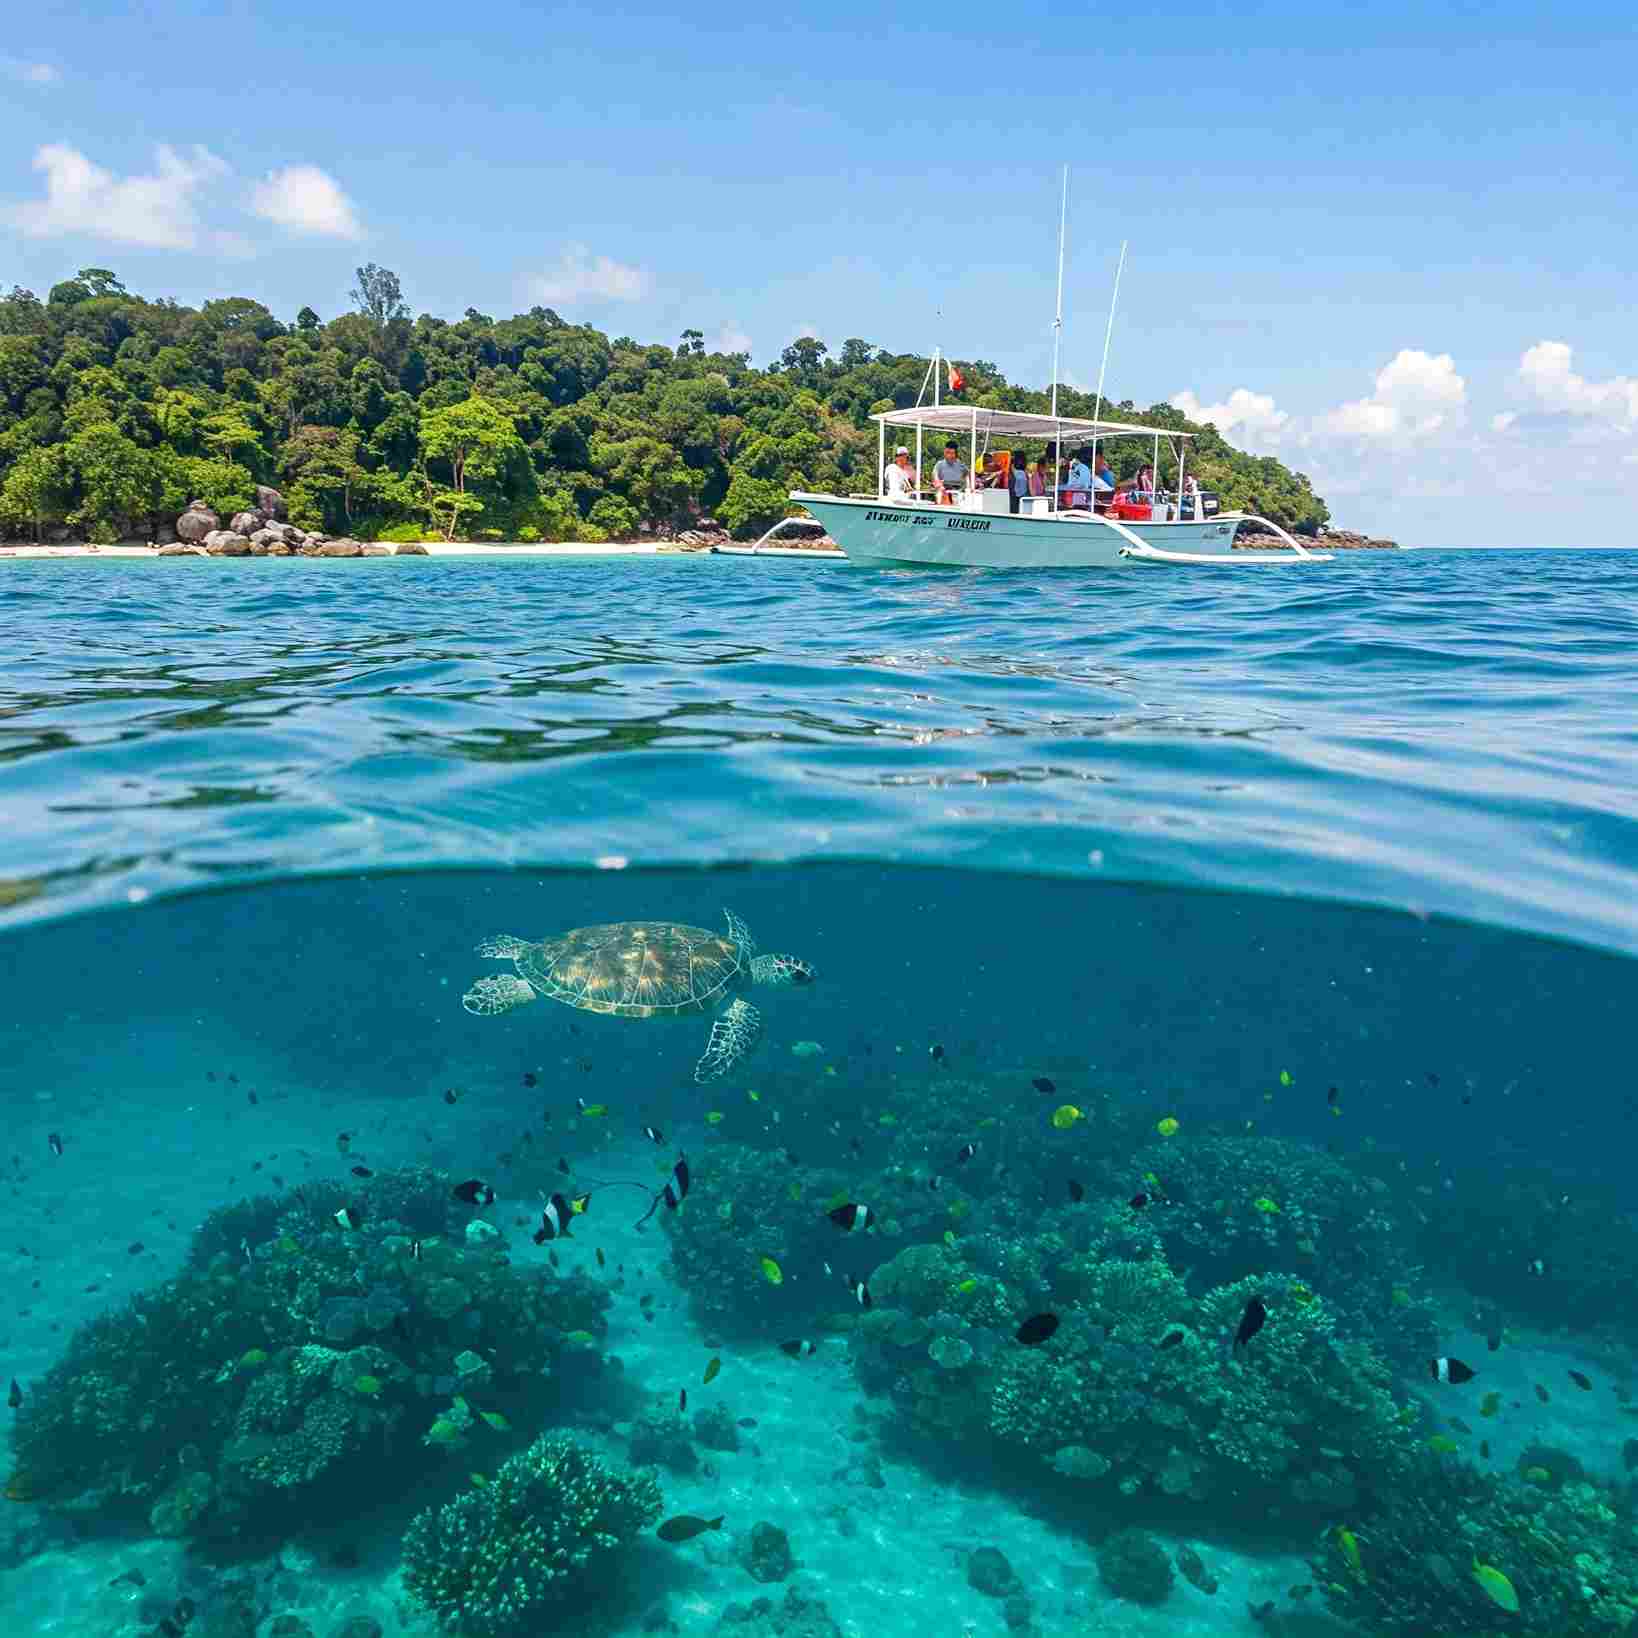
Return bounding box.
[4,0,1635,545]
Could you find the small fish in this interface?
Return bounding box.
[1527,1257,1546,1276]
[47,1134,63,1158]
[954,1142,977,1165]
[596,1247,606,1268]
[127,1241,144,1255]
[929,1044,945,1063]
[410,1239,423,1261]
[576,1099,608,1118]
[562,1330,596,1345]
[846,1274,871,1308]
[1156,1116,1180,1137]
[1472,1560,1518,1614]
[1016,1312,1060,1346]
[523,1071,538,1087]
[827,1202,875,1234]
[569,1193,590,1214]
[1481,1439,1491,1459]
[534,1193,575,1243]
[1569,1369,1592,1391]
[1032,1077,1056,1094]
[926,1174,942,1191]
[1427,1435,1460,1455]
[1067,1180,1085,1203]
[336,1132,351,1153]
[1430,1357,1476,1385]
[678,1388,687,1413]
[1050,1104,1082,1130]
[548,1248,560,1268]
[1233,1294,1267,1351]
[350,1165,374,1178]
[1487,1331,1502,1352]
[452,1180,495,1207]
[443,1088,460,1104]
[642,1125,664,1146]
[1480,1391,1501,1418]
[1448,1416,1473,1434]
[334,1206,360,1230]
[780,1339,817,1358]
[6,1379,20,1409]
[658,1514,725,1544]
[556,1158,571,1174]
[353,1374,383,1396]
[1337,1527,1364,1582]
[703,1356,721,1385]
[1159,1331,1185,1351]
[1535,1383,1550,1403]
[1279,1069,1292,1086]
[706,1111,725,1125]
[1327,1086,1339,1105]
[1426,1071,1440,1087]
[1129,1190,1159,1210]
[759,1256,783,1285]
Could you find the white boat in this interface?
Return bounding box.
[790,404,1329,570]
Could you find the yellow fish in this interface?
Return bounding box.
[480,1411,510,1431]
[1337,1527,1365,1582]
[747,1090,761,1102]
[1279,1069,1292,1086]
[1472,1560,1519,1613]
[1050,1104,1082,1130]
[578,1103,609,1119]
[759,1256,784,1286]
[1156,1116,1180,1138]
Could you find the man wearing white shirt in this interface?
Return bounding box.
[883,446,918,500]
[1064,453,1093,509]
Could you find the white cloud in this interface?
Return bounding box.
[1517,340,1638,427]
[1491,411,1518,433]
[5,143,226,249]
[709,322,752,356]
[1170,386,1290,448]
[1319,348,1466,441]
[2,57,59,85]
[249,164,361,239]
[523,245,650,306]
[786,321,822,345]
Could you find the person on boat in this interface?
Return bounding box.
[1009,454,1031,513]
[1027,459,1046,497]
[883,445,919,500]
[1137,464,1156,497]
[933,443,968,505]
[1095,451,1116,490]
[1064,451,1093,510]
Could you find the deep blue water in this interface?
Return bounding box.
[2,549,1637,1638]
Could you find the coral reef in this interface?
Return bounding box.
[8,1168,610,1537]
[401,1435,661,1636]
[1096,1528,1174,1605]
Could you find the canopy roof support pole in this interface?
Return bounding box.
[1050,165,1068,422]
[971,407,978,498]
[877,418,885,500]
[1177,434,1186,515]
[915,421,923,499]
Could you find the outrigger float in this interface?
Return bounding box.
[788,404,1330,570]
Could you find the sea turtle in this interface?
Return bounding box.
[461,909,814,1083]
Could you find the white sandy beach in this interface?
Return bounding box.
[0,542,674,560]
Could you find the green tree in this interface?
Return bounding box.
[418,395,521,497]
[351,264,409,328]
[0,444,70,540]
[62,421,163,541]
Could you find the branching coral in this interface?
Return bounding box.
[400,1435,661,1636]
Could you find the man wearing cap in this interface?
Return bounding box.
[932,442,968,505]
[883,446,919,500]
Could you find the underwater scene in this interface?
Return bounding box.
[2,552,1637,1638]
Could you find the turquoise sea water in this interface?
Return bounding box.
[2,550,1637,1638]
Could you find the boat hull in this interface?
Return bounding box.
[790,493,1243,569]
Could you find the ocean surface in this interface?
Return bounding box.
[2,548,1636,1638]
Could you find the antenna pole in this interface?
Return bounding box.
[1049,166,1068,421]
[1092,239,1127,427]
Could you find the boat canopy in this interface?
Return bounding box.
[873,406,1195,442]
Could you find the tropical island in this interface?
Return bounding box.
[0,264,1370,551]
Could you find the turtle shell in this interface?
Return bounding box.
[522,921,742,1018]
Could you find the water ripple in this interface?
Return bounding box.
[2,550,1636,951]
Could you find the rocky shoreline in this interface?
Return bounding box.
[161,488,426,558]
[1235,526,1399,550]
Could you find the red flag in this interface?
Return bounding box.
[947,363,965,394]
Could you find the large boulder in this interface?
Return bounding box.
[230,510,265,536]
[394,542,430,556]
[317,539,362,557]
[249,528,289,552]
[203,530,252,557]
[255,486,288,522]
[176,503,219,543]
[360,544,392,557]
[158,543,207,557]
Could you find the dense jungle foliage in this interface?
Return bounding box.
[0,265,1329,542]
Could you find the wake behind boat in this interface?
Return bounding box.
[791,404,1329,570]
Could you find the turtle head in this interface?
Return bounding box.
[751,954,815,988]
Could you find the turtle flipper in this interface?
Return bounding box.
[748,953,815,988]
[723,909,757,960]
[696,997,762,1083]
[476,935,532,960]
[462,975,538,1016]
